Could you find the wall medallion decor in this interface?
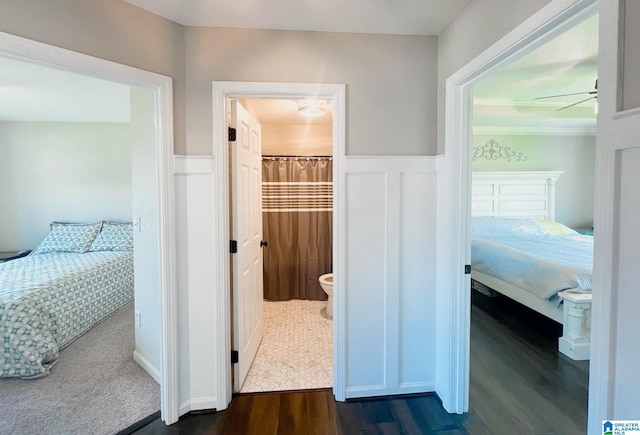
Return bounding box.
[472,139,528,162]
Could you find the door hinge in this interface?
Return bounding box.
[465,264,472,274]
[230,240,238,254]
[228,127,236,142]
[231,350,239,364]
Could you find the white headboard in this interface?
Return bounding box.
[472,171,563,221]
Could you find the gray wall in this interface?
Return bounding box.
[0,122,132,251]
[185,27,438,156]
[472,134,596,228]
[0,0,438,157]
[0,0,187,153]
[437,0,553,153]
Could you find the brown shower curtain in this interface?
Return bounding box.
[262,157,333,301]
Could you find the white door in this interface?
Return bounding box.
[231,100,264,392]
[589,1,640,431]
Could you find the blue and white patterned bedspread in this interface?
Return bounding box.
[0,251,134,378]
[472,234,593,300]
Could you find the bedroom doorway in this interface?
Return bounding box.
[211,81,346,408]
[466,12,598,425]
[439,0,598,416]
[0,31,177,424]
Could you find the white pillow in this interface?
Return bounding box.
[471,217,577,238]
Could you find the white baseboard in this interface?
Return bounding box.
[346,382,435,399]
[179,397,218,416]
[133,350,161,384]
[398,381,437,392]
[435,382,448,410]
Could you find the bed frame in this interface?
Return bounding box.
[471,171,592,360]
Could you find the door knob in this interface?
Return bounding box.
[260,240,269,248]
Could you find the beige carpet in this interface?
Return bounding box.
[240,300,333,393]
[0,302,160,435]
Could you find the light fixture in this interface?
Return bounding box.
[298,99,326,117]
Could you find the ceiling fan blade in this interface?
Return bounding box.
[556,95,597,111]
[535,90,597,100]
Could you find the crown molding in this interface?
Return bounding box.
[473,124,596,136]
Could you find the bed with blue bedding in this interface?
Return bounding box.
[471,217,593,300]
[471,217,593,360]
[0,221,134,378]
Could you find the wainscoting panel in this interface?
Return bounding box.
[344,157,440,398]
[174,156,218,414]
[613,147,640,416]
[345,171,387,390]
[399,171,437,388]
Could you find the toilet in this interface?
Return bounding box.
[319,273,333,318]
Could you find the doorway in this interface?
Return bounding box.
[211,81,346,409]
[229,98,334,393]
[438,0,598,414]
[0,31,178,423]
[466,13,597,432]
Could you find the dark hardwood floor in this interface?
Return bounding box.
[131,293,588,434]
[468,292,589,434]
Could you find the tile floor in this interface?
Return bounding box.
[239,299,333,393]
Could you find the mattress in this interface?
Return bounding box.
[0,251,134,378]
[471,218,593,300]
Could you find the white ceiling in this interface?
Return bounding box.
[0,57,131,123]
[239,98,333,125]
[473,14,598,134]
[122,0,471,36]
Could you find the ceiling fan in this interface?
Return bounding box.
[534,79,597,111]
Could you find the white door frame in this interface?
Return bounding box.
[440,0,598,413]
[212,81,346,408]
[0,31,179,424]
